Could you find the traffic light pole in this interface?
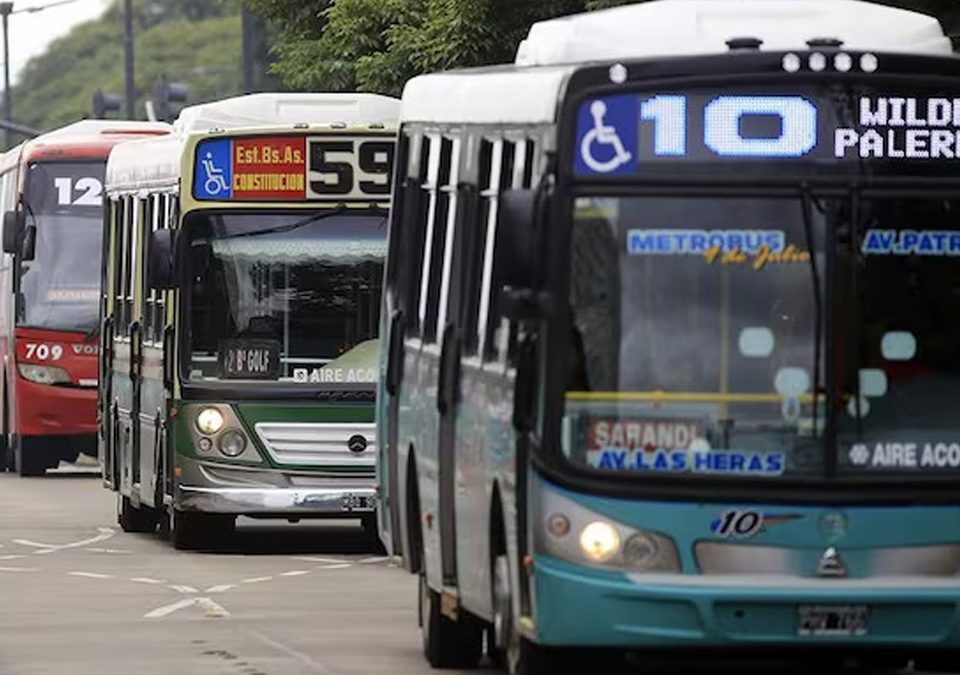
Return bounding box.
[0,3,12,149]
[123,0,134,118]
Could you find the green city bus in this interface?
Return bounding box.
[99,93,398,549]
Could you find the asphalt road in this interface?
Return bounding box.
[0,465,948,675]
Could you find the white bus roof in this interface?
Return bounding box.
[401,0,953,126]
[516,0,951,66]
[173,92,400,133]
[105,132,184,193]
[37,119,171,139]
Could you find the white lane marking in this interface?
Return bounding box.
[15,527,116,553]
[357,556,389,564]
[280,570,310,577]
[143,598,196,619]
[83,547,131,555]
[197,597,230,617]
[205,584,235,593]
[169,585,198,594]
[131,577,166,585]
[242,576,273,584]
[0,566,40,572]
[318,564,352,570]
[144,596,230,619]
[291,556,349,564]
[69,571,114,579]
[245,629,340,675]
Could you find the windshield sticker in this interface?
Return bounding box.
[586,420,783,476]
[849,442,960,470]
[627,229,784,255]
[626,228,809,269]
[293,367,376,384]
[218,339,281,380]
[46,288,99,302]
[862,229,960,256]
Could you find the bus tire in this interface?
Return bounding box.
[171,510,235,551]
[117,494,157,533]
[16,437,47,477]
[493,554,558,675]
[419,574,483,669]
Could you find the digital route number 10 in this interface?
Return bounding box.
[640,95,819,159]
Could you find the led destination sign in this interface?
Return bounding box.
[573,87,960,176]
[194,134,395,202]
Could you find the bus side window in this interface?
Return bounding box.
[481,140,517,363]
[142,194,160,344]
[112,197,127,335]
[403,134,431,336]
[417,136,456,343]
[463,138,499,356]
[125,196,141,335]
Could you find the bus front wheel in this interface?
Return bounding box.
[170,510,235,551]
[418,574,482,669]
[117,494,157,533]
[493,554,558,675]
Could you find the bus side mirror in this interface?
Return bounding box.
[2,210,20,254]
[147,229,176,290]
[495,189,537,289]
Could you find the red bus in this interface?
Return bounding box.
[0,121,169,476]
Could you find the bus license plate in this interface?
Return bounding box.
[341,494,371,511]
[797,605,868,637]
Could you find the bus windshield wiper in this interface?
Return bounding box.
[215,204,386,241]
[800,186,823,438]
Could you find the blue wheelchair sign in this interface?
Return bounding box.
[574,95,638,176]
[194,139,233,200]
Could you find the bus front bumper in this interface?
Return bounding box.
[174,457,375,516]
[533,555,960,648]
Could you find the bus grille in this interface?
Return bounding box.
[253,422,376,468]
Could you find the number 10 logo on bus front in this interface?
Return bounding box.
[575,93,819,175]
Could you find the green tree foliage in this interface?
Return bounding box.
[242,0,958,97]
[12,0,246,133]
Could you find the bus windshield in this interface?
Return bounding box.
[184,210,386,385]
[564,196,826,480]
[18,161,105,333]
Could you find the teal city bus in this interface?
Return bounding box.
[377,0,960,672]
[100,93,398,549]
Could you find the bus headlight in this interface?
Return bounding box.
[196,407,225,435]
[18,364,70,385]
[218,430,247,457]
[579,521,620,563]
[536,488,680,573]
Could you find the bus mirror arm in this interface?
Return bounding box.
[499,287,550,321]
[512,333,538,432]
[21,225,36,262]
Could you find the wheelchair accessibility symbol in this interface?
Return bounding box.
[580,100,633,174]
[202,152,229,195]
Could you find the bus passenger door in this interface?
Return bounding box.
[137,195,165,507]
[435,182,475,585]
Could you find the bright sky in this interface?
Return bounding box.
[7,0,108,81]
